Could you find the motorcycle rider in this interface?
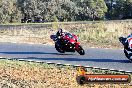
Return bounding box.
[125,33,132,50]
[56,28,65,39]
[55,28,76,45]
[55,28,67,47]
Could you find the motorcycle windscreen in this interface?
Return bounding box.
[50,35,57,41]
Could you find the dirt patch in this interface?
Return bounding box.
[0,35,54,45]
[0,21,132,49]
[0,35,123,49]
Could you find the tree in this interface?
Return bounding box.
[74,0,107,20]
[58,0,78,21]
[0,0,22,23]
[105,0,132,19]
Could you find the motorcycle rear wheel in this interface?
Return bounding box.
[55,43,65,53]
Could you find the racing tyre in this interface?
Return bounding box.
[55,43,65,53]
[76,45,85,55]
[124,49,132,61]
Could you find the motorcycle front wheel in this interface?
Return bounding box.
[124,49,132,61]
[76,45,85,55]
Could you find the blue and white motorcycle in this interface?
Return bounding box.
[119,35,132,61]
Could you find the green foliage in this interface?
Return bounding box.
[0,0,108,23]
[106,0,132,19]
[72,0,107,20]
[0,0,22,23]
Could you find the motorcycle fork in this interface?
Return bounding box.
[75,42,80,50]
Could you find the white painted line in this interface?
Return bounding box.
[56,63,63,65]
[47,62,55,64]
[65,64,71,66]
[125,71,132,73]
[101,68,109,70]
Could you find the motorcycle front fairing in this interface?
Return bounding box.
[63,39,76,52]
[61,33,77,52]
[50,35,58,42]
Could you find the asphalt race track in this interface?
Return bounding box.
[0,42,131,72]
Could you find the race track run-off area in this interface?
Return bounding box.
[0,42,131,72]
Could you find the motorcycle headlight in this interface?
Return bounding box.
[76,36,79,41]
[71,42,75,44]
[73,37,76,41]
[58,36,61,39]
[74,36,78,41]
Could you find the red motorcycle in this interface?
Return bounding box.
[50,32,85,55]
